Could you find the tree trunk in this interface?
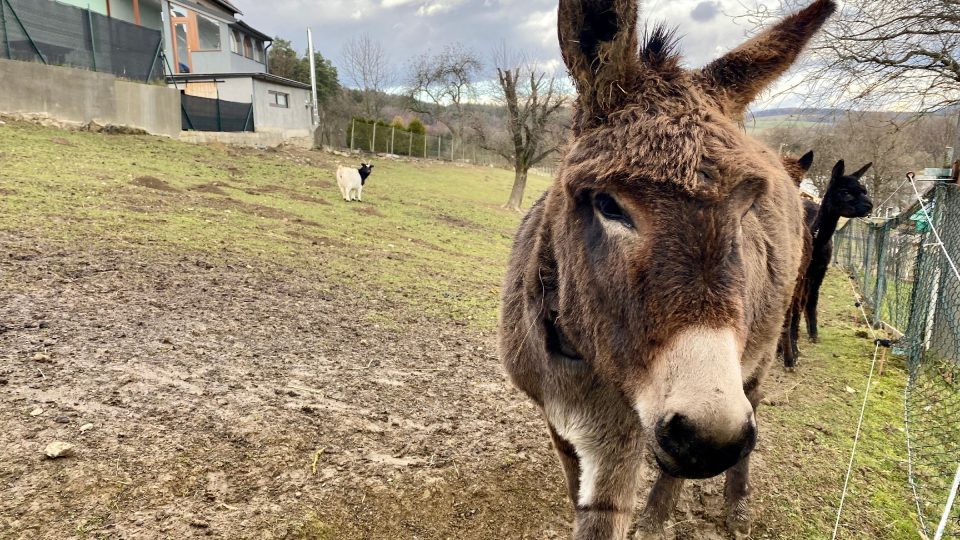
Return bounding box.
[505,167,528,211]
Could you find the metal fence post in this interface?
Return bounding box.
[0,0,9,60]
[407,131,412,157]
[423,134,427,158]
[350,119,355,151]
[86,6,97,72]
[390,126,395,155]
[145,35,163,82]
[3,0,46,64]
[372,122,377,154]
[437,136,441,159]
[871,222,889,325]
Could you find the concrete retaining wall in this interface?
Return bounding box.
[0,59,180,137]
[179,131,314,148]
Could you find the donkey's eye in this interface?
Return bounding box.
[594,193,633,227]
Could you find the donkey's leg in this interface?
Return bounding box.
[723,383,762,538]
[636,472,684,537]
[545,383,644,540]
[548,424,581,505]
[571,440,644,540]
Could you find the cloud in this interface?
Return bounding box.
[230,0,799,107]
[690,1,721,23]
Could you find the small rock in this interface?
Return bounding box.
[161,337,173,345]
[54,415,71,424]
[30,408,44,417]
[189,520,210,529]
[845,386,856,394]
[44,441,75,458]
[38,321,50,329]
[804,430,817,442]
[31,352,51,362]
[79,423,94,433]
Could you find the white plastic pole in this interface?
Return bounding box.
[307,29,318,126]
[934,463,960,540]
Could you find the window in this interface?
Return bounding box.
[269,91,289,108]
[253,41,265,63]
[196,14,221,50]
[243,36,253,59]
[171,5,188,17]
[230,29,241,54]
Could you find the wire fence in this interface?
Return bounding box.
[343,118,508,167]
[834,181,960,538]
[0,0,163,82]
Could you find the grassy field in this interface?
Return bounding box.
[0,119,921,538]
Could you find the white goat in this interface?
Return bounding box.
[336,163,373,202]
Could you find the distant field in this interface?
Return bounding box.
[0,120,917,539]
[745,114,826,133]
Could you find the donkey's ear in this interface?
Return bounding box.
[851,162,872,178]
[798,151,814,172]
[558,0,639,122]
[700,0,836,118]
[832,159,845,179]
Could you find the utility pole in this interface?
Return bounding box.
[307,28,319,126]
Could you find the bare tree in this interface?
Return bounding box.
[407,44,482,157]
[477,50,567,211]
[748,1,960,117]
[341,33,391,119]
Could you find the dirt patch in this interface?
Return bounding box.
[288,192,330,205]
[50,137,75,146]
[131,176,178,193]
[353,206,385,217]
[0,188,16,196]
[195,196,301,222]
[307,180,335,189]
[189,182,232,196]
[437,213,479,230]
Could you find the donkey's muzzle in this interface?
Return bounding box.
[653,413,756,479]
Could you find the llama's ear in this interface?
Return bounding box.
[558,0,639,124]
[700,0,836,118]
[851,162,872,178]
[832,159,845,179]
[798,151,814,172]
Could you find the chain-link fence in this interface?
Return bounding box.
[834,182,960,538]
[344,118,508,167]
[0,0,163,82]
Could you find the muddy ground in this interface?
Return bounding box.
[0,230,791,540]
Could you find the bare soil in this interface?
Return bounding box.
[0,232,768,540]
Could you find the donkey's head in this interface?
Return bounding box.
[547,0,834,479]
[825,160,873,218]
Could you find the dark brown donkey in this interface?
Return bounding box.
[499,1,836,538]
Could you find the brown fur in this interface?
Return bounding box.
[779,152,815,369]
[500,1,836,538]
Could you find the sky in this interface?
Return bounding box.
[232,0,797,107]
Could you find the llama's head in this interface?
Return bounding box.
[545,0,835,479]
[825,160,873,218]
[783,151,815,186]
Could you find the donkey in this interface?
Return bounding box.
[804,160,873,341]
[499,1,836,538]
[780,151,815,369]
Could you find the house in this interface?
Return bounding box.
[158,0,316,139]
[55,0,164,30]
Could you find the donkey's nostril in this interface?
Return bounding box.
[654,414,756,479]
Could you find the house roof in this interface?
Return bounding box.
[168,72,311,90]
[230,20,272,43]
[211,0,242,15]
